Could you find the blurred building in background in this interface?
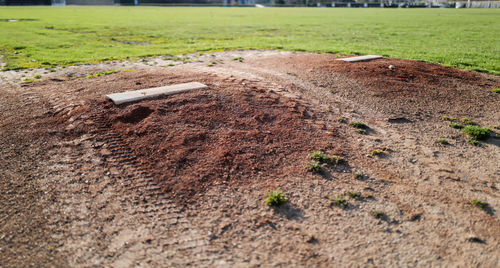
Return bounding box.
[0,0,499,8]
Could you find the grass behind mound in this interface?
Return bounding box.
[0,7,499,74]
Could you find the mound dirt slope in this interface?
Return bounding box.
[100,83,336,200]
[0,50,498,267]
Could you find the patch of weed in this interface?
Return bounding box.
[232,57,243,62]
[436,138,449,145]
[441,115,456,121]
[449,123,464,129]
[309,151,343,165]
[348,192,361,199]
[331,194,348,208]
[492,88,500,94]
[165,56,192,63]
[469,138,481,146]
[86,69,122,79]
[328,155,344,165]
[350,121,368,129]
[471,199,488,210]
[462,125,491,140]
[33,74,41,79]
[370,149,386,156]
[104,69,121,75]
[265,189,288,206]
[308,161,321,173]
[337,117,347,123]
[461,117,476,125]
[371,210,385,219]
[354,172,364,180]
[357,129,367,135]
[310,151,328,162]
[23,78,34,82]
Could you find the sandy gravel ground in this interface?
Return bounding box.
[0,50,499,267]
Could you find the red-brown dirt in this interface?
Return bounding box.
[1,50,498,267]
[99,81,337,200]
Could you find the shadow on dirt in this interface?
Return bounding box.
[273,203,304,221]
[484,132,500,148]
[482,205,496,216]
[317,163,353,181]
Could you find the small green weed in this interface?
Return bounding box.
[329,155,344,165]
[348,192,361,199]
[331,194,348,208]
[436,138,449,145]
[462,125,491,140]
[370,149,386,156]
[371,210,385,219]
[104,70,118,75]
[86,69,122,79]
[23,78,35,82]
[441,115,456,121]
[232,57,243,62]
[265,189,288,206]
[492,88,500,94]
[337,117,347,123]
[309,151,343,165]
[461,117,475,125]
[350,121,368,129]
[357,129,367,135]
[310,151,328,162]
[471,199,488,210]
[33,74,41,79]
[354,172,364,180]
[308,161,321,173]
[166,56,192,63]
[469,139,480,146]
[449,123,464,129]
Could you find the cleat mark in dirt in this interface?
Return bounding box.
[88,112,225,266]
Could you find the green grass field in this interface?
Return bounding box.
[0,7,499,74]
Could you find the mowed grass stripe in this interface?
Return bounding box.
[0,7,498,74]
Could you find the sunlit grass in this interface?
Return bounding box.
[0,7,498,74]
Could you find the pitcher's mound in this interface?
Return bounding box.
[98,80,339,200]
